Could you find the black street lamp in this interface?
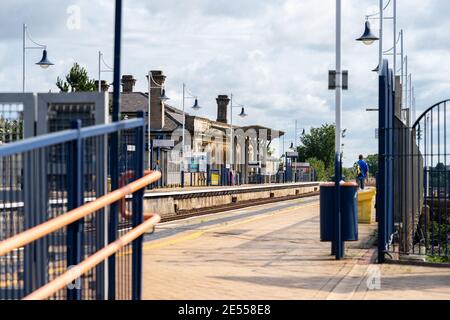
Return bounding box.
[356,21,379,45]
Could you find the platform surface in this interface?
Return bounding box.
[141,197,450,300]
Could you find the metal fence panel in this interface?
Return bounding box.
[0,118,146,300]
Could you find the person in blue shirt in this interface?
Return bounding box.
[356,155,369,190]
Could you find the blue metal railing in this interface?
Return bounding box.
[0,116,146,300]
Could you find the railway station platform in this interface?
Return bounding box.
[141,197,450,300]
[143,182,320,218]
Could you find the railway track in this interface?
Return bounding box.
[160,191,320,223]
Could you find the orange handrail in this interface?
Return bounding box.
[119,170,155,221]
[23,213,161,300]
[0,170,161,257]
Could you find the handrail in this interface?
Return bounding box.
[119,170,157,221]
[0,170,161,257]
[23,213,161,300]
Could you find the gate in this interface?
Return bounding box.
[378,59,450,262]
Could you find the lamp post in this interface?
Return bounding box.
[147,71,170,170]
[181,83,201,183]
[356,1,396,81]
[335,0,343,260]
[98,51,113,92]
[109,0,122,301]
[22,24,54,92]
[357,1,415,126]
[229,93,247,172]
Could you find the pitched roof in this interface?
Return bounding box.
[117,92,182,132]
[116,92,285,138]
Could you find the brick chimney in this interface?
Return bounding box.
[216,95,230,124]
[146,71,167,130]
[95,80,110,92]
[121,75,136,93]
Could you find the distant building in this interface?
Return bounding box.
[104,72,284,186]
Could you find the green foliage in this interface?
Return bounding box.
[427,255,450,263]
[0,117,23,143]
[424,219,450,264]
[307,157,332,181]
[298,124,340,181]
[365,154,378,175]
[429,221,450,250]
[56,63,97,92]
[342,167,355,182]
[298,124,335,170]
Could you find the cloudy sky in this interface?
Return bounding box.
[1,0,450,166]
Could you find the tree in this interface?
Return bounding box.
[0,117,23,144]
[56,63,97,92]
[298,124,336,171]
[365,154,378,176]
[307,157,333,181]
[342,167,355,181]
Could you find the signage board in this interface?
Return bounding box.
[248,161,261,168]
[210,171,220,186]
[153,140,175,148]
[185,152,208,173]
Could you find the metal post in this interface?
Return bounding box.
[282,134,285,182]
[393,0,397,90]
[230,93,234,171]
[334,0,343,260]
[147,71,152,170]
[378,0,383,76]
[409,74,412,126]
[67,120,83,300]
[405,56,408,122]
[412,87,416,123]
[400,30,404,92]
[295,120,298,182]
[181,83,185,186]
[108,0,122,300]
[132,111,145,300]
[98,51,102,93]
[23,24,26,92]
[378,61,387,263]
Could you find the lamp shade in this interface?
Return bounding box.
[356,21,379,45]
[192,98,201,111]
[160,89,170,102]
[35,50,54,69]
[238,107,247,117]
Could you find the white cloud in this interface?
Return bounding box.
[0,0,449,166]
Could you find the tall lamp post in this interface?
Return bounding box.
[181,83,201,183]
[356,0,396,79]
[22,24,54,92]
[334,0,344,260]
[229,94,247,172]
[147,71,170,170]
[356,0,415,125]
[98,51,113,92]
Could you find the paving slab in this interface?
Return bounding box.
[141,198,450,300]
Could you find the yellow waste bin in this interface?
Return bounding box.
[357,188,376,224]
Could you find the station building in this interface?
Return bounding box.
[102,71,285,186]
